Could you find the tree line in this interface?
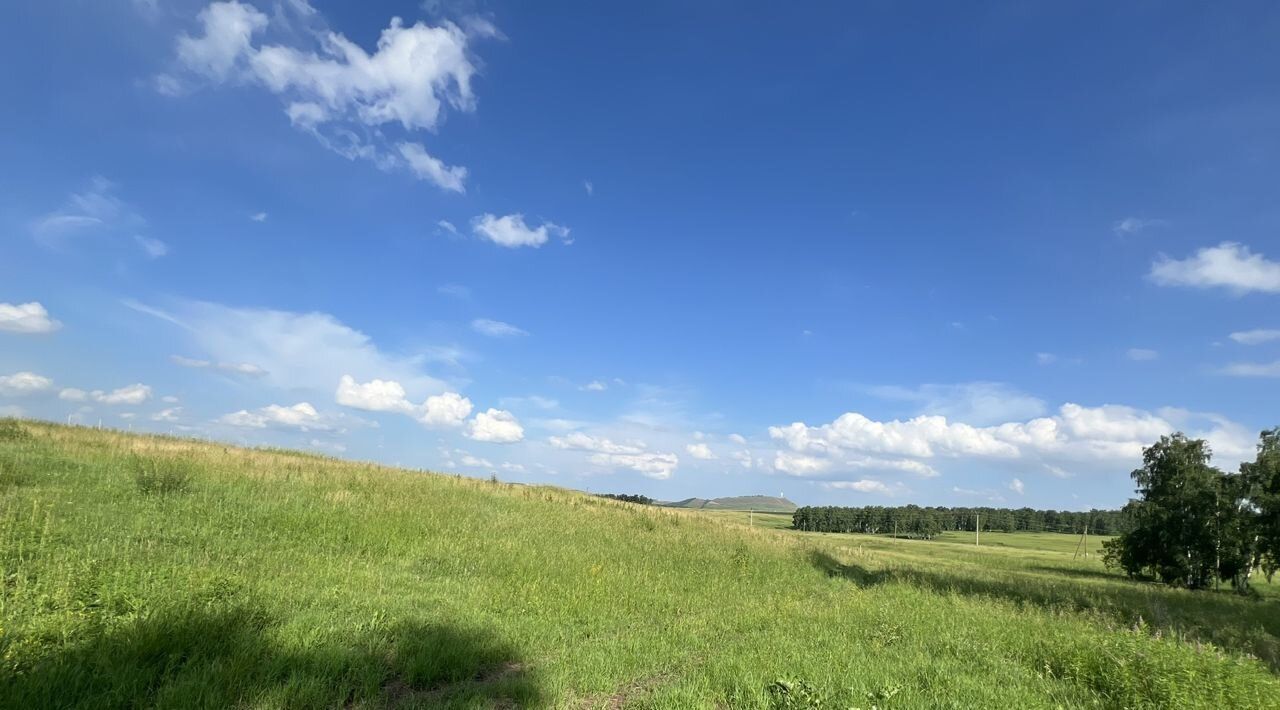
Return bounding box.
[791,504,1124,539]
[597,493,654,505]
[1103,428,1279,591]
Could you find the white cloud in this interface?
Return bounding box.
[1112,217,1164,236]
[581,380,607,392]
[152,407,183,422]
[335,374,414,414]
[1035,352,1057,365]
[134,301,447,396]
[770,413,1019,460]
[466,408,523,443]
[220,401,331,431]
[1008,477,1025,495]
[59,388,88,402]
[1219,360,1280,378]
[420,391,473,427]
[32,176,139,239]
[134,235,169,258]
[731,450,753,469]
[1149,242,1280,294]
[471,318,528,337]
[769,401,1255,477]
[0,302,62,334]
[333,374,472,427]
[1126,348,1159,361]
[165,1,489,192]
[728,433,747,445]
[174,0,268,81]
[685,442,716,460]
[250,211,268,222]
[583,180,593,196]
[436,220,460,237]
[171,354,267,377]
[398,143,467,194]
[773,451,830,476]
[92,384,153,406]
[1229,329,1280,345]
[549,431,678,479]
[471,213,570,248]
[0,372,54,397]
[460,454,493,468]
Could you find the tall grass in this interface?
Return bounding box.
[1,419,1277,708]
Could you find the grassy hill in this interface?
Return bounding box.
[1,420,1277,708]
[661,495,798,513]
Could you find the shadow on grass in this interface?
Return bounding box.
[0,604,543,709]
[810,549,1280,673]
[1026,564,1131,583]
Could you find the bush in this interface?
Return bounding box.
[132,456,195,496]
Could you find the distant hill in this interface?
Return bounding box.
[661,495,797,513]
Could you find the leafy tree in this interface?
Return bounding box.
[1241,427,1280,583]
[1103,434,1222,589]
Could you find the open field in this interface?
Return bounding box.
[2,421,1278,708]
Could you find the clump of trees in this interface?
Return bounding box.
[597,493,654,505]
[1103,429,1280,591]
[792,504,1124,539]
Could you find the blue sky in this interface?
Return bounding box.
[3,1,1279,508]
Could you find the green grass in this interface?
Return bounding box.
[2,420,1278,708]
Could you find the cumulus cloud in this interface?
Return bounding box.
[172,354,267,377]
[420,392,473,427]
[1149,242,1280,294]
[335,374,414,414]
[0,372,54,397]
[0,302,62,334]
[549,431,678,479]
[59,388,88,402]
[466,408,523,443]
[163,1,489,192]
[769,401,1255,479]
[471,213,570,248]
[471,318,528,337]
[1008,477,1025,495]
[334,375,472,427]
[1229,329,1280,345]
[250,211,268,222]
[728,433,747,445]
[685,443,715,460]
[580,380,607,392]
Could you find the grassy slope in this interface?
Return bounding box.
[1,421,1278,708]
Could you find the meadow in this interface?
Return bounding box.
[1,420,1278,708]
